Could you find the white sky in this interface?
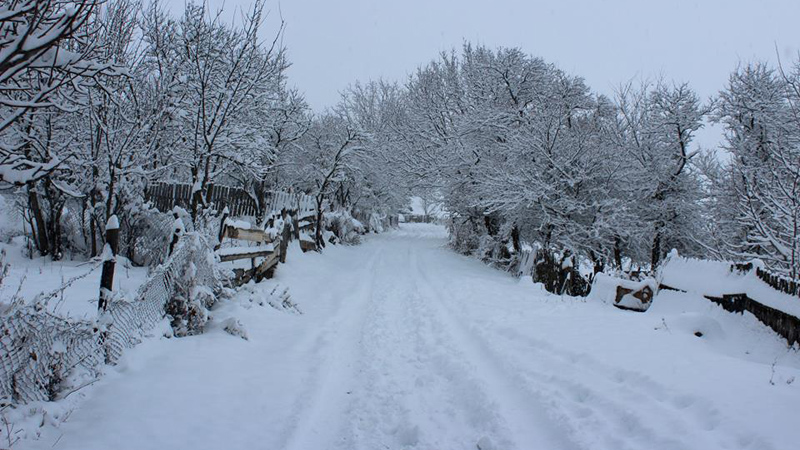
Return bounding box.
[165,0,800,150]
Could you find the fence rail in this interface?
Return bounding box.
[704,293,800,346]
[755,267,799,298]
[730,262,800,299]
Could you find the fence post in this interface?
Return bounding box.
[169,215,185,256]
[215,207,229,251]
[98,215,119,312]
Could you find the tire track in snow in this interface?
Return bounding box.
[414,245,776,450]
[278,245,385,450]
[408,244,581,450]
[335,241,518,449]
[333,245,432,449]
[481,324,776,450]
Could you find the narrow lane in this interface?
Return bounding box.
[31,224,786,450]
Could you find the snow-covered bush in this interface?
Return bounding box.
[531,249,591,297]
[324,210,365,245]
[367,213,384,234]
[163,233,220,337]
[165,284,212,337]
[123,206,175,267]
[449,216,482,256]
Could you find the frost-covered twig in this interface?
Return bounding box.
[1,406,20,449]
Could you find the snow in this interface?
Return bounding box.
[105,215,119,230]
[172,217,185,235]
[0,157,62,185]
[100,243,115,262]
[224,218,252,230]
[590,274,658,310]
[660,256,800,318]
[12,224,800,450]
[0,237,149,319]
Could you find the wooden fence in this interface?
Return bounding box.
[703,293,800,347]
[146,182,316,220]
[730,262,800,299]
[755,267,799,298]
[658,261,800,346]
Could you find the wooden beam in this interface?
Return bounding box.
[219,249,274,262]
[224,226,273,243]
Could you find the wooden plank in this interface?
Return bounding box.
[255,251,280,277]
[219,248,275,262]
[223,226,273,243]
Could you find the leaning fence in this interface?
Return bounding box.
[0,233,220,404]
[146,182,317,220]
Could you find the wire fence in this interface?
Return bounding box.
[0,233,220,405]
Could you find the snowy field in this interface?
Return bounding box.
[0,237,149,319]
[16,223,800,450]
[0,197,150,319]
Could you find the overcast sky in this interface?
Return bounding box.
[166,0,800,149]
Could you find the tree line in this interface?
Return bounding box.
[1,0,798,281]
[340,45,800,280]
[0,0,404,264]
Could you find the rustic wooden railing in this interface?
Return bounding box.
[730,262,800,299]
[217,222,282,285]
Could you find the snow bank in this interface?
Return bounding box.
[670,312,726,341]
[659,256,739,294]
[324,210,365,244]
[660,256,800,318]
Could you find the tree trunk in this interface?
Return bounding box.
[613,236,623,270]
[314,196,325,250]
[510,225,521,254]
[98,221,119,312]
[651,229,662,269]
[484,215,497,236]
[26,182,49,256]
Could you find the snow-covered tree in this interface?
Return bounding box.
[0,0,120,186]
[283,113,363,246]
[612,81,709,268]
[141,0,292,220]
[336,80,409,218]
[713,60,800,279]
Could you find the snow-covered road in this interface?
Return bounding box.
[26,224,800,450]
